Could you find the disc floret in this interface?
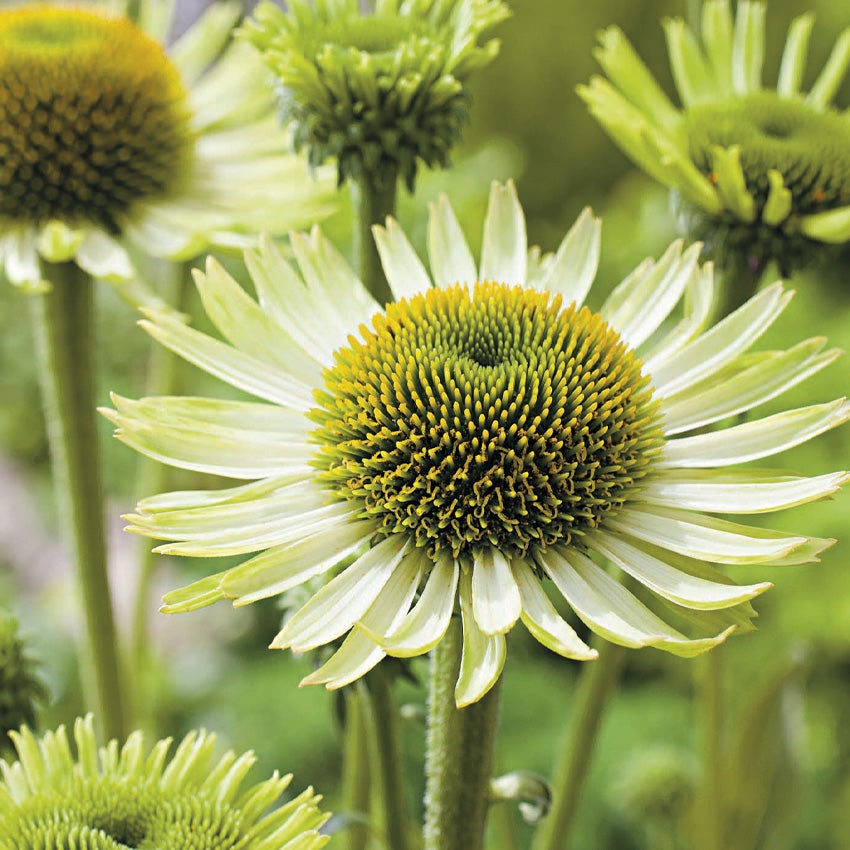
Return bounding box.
[0,5,193,232]
[311,281,664,560]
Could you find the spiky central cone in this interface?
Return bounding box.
[9,778,244,850]
[311,282,662,559]
[687,91,850,217]
[0,6,192,232]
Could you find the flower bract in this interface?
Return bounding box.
[578,0,850,276]
[0,714,330,850]
[0,0,335,293]
[104,181,850,707]
[242,0,510,190]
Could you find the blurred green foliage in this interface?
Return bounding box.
[1,1,850,848]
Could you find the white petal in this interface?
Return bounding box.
[513,559,597,659]
[36,220,84,262]
[3,229,48,291]
[193,258,324,384]
[640,469,850,514]
[602,241,701,350]
[587,531,771,609]
[271,534,408,651]
[471,548,522,635]
[456,572,507,707]
[168,0,240,85]
[661,338,840,435]
[428,195,477,288]
[219,520,378,605]
[138,311,314,410]
[139,475,301,513]
[650,282,791,398]
[379,552,459,656]
[607,506,808,564]
[479,180,527,285]
[541,548,732,656]
[76,230,134,281]
[372,218,433,301]
[538,208,601,307]
[660,400,850,467]
[642,264,714,371]
[301,552,423,688]
[149,502,359,558]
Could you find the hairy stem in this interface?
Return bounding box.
[30,262,126,740]
[423,619,502,850]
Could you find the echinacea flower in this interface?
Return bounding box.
[0,0,334,293]
[104,181,849,706]
[579,0,850,277]
[0,616,47,745]
[242,0,510,190]
[0,714,330,850]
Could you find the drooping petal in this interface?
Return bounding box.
[271,534,408,651]
[640,469,850,514]
[513,559,596,659]
[586,531,771,609]
[471,548,522,635]
[542,548,733,656]
[300,551,423,688]
[456,571,507,707]
[660,400,850,467]
[379,552,459,657]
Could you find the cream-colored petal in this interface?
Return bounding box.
[479,180,527,285]
[471,548,522,635]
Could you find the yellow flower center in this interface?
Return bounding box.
[0,5,193,232]
[311,282,663,560]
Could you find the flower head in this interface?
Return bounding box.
[242,0,510,189]
[0,714,330,850]
[579,0,850,277]
[0,1,334,293]
[0,616,47,747]
[104,181,850,706]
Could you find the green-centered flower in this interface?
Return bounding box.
[579,0,850,277]
[103,181,849,707]
[0,616,47,747]
[0,0,334,293]
[242,0,510,190]
[0,714,330,850]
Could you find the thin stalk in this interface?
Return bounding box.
[366,666,413,850]
[423,618,502,850]
[342,686,372,850]
[533,641,627,850]
[29,262,126,740]
[351,171,397,306]
[696,648,725,850]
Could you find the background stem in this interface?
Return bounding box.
[29,262,126,740]
[351,171,397,306]
[696,648,725,850]
[366,666,413,850]
[533,641,627,850]
[423,619,502,850]
[342,685,372,850]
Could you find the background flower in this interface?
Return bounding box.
[104,181,849,706]
[0,714,330,850]
[0,0,334,293]
[578,0,850,277]
[242,0,510,190]
[0,615,47,749]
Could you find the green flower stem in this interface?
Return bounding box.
[29,262,126,740]
[714,253,768,322]
[342,685,372,850]
[352,171,397,306]
[366,666,413,850]
[533,641,627,850]
[423,618,502,850]
[696,648,725,850]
